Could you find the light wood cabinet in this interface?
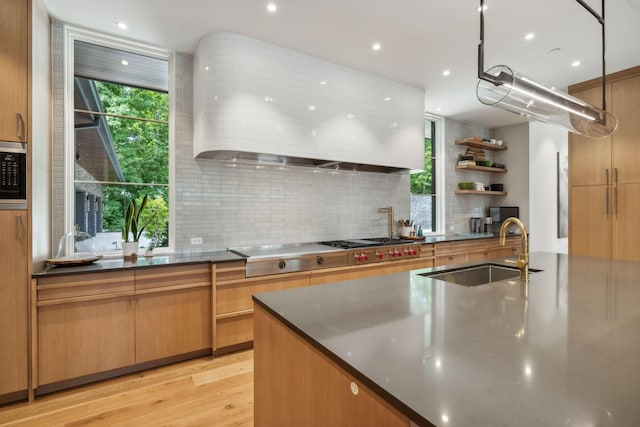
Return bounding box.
[0,0,29,142]
[134,264,212,363]
[569,66,640,260]
[35,263,212,392]
[36,271,136,387]
[434,236,520,267]
[254,304,410,426]
[0,211,29,402]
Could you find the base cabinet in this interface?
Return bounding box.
[38,296,136,386]
[434,236,520,267]
[35,263,212,393]
[0,211,29,402]
[254,304,410,426]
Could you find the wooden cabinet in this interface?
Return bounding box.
[254,304,410,426]
[134,264,212,363]
[0,211,28,402]
[569,66,640,260]
[214,262,309,352]
[36,271,136,387]
[0,0,29,142]
[434,236,520,267]
[35,263,212,392]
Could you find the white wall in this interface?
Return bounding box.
[492,123,529,232]
[31,0,51,264]
[528,122,568,254]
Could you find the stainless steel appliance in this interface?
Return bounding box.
[318,238,419,266]
[488,206,519,223]
[0,141,27,210]
[231,238,420,277]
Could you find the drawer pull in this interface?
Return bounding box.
[16,113,24,140]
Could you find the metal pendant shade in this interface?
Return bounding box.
[476,0,617,139]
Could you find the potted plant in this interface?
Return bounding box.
[121,195,157,258]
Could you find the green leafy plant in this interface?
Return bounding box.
[121,195,157,242]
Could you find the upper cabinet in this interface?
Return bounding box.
[0,0,29,143]
[193,33,425,172]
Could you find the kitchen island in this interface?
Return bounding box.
[253,252,640,426]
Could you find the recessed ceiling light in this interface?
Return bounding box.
[477,5,487,12]
[384,97,392,102]
[319,80,328,85]
[442,70,451,77]
[436,107,443,112]
[372,42,382,51]
[115,21,127,30]
[308,104,316,111]
[571,60,581,67]
[266,3,277,13]
[121,59,128,66]
[525,33,535,41]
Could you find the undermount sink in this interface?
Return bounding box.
[419,263,541,287]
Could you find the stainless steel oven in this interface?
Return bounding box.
[0,141,27,210]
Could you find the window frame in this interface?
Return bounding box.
[410,113,445,236]
[63,25,175,255]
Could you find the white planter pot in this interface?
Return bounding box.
[122,241,139,258]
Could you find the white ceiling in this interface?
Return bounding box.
[42,0,640,128]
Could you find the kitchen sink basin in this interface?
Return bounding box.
[419,263,541,287]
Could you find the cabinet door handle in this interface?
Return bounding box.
[605,187,609,215]
[16,113,24,141]
[614,185,618,216]
[17,214,22,240]
[605,168,609,185]
[614,167,618,185]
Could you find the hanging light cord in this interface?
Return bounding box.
[478,0,609,116]
[575,0,607,114]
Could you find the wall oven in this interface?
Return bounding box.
[0,141,27,210]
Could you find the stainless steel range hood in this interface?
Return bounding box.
[195,150,410,173]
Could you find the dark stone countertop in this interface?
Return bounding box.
[253,252,640,426]
[33,250,245,277]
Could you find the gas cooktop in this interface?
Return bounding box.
[318,238,413,249]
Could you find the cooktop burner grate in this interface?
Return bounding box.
[318,238,413,249]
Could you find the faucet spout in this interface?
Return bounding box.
[499,217,529,281]
[378,206,394,239]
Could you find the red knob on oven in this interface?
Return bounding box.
[364,254,369,261]
[377,252,384,259]
[397,249,403,256]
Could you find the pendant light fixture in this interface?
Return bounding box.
[476,0,618,139]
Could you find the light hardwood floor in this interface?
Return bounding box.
[0,350,254,427]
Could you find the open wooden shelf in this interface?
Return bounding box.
[456,165,507,173]
[455,190,507,196]
[455,139,507,151]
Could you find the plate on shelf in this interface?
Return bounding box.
[46,253,103,266]
[400,235,426,240]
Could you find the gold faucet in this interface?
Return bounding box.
[378,206,394,239]
[499,217,528,281]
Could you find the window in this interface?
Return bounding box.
[66,31,171,254]
[410,115,443,234]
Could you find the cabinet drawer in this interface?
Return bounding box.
[216,274,309,314]
[37,271,134,302]
[135,263,211,291]
[435,253,469,267]
[216,313,253,349]
[214,261,247,281]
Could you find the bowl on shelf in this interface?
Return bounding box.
[476,160,493,167]
[459,182,474,190]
